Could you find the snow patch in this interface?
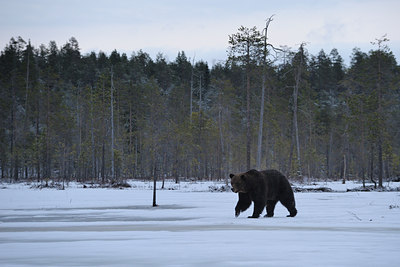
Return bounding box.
[0,183,400,266]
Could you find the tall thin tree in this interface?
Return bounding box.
[228,26,262,170]
[256,15,277,170]
[289,43,306,177]
[371,34,389,188]
[110,67,115,181]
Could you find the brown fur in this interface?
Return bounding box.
[230,169,297,218]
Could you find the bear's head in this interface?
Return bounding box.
[229,169,260,193]
[229,172,249,193]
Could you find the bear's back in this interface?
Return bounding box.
[260,169,292,199]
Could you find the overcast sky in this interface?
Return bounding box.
[1,0,399,66]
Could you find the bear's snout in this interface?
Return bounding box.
[231,188,240,193]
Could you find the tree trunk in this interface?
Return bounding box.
[152,162,157,207]
[288,45,305,178]
[110,68,115,181]
[199,75,202,113]
[246,70,251,170]
[10,80,16,182]
[257,69,265,170]
[361,104,366,188]
[76,85,81,181]
[1,158,5,180]
[377,68,383,188]
[293,75,301,176]
[14,153,19,181]
[218,104,226,179]
[257,16,273,171]
[135,136,138,178]
[293,86,300,173]
[370,144,377,188]
[36,93,40,182]
[378,141,383,187]
[288,117,295,177]
[342,154,346,184]
[45,84,50,180]
[90,86,95,182]
[161,152,166,189]
[129,103,134,177]
[370,36,390,186]
[190,58,194,122]
[101,142,105,184]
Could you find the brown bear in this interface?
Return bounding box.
[229,169,297,218]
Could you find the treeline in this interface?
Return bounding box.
[0,30,399,186]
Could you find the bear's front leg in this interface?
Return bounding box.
[235,192,252,217]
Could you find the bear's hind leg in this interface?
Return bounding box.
[264,200,278,217]
[281,199,297,217]
[287,207,297,217]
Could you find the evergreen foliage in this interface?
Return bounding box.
[0,33,399,184]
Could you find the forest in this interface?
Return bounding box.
[0,26,399,187]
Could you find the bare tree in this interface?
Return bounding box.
[256,15,280,170]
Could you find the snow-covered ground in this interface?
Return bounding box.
[1,181,400,266]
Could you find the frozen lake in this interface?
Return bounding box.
[1,183,399,266]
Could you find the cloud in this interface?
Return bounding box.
[1,0,399,65]
[307,23,346,45]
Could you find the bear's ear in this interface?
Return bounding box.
[240,174,246,180]
[229,174,234,179]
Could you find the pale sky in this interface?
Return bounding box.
[1,0,399,66]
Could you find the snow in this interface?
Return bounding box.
[1,181,400,266]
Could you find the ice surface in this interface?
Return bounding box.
[0,182,399,266]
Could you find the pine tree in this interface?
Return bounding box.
[228,26,263,170]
